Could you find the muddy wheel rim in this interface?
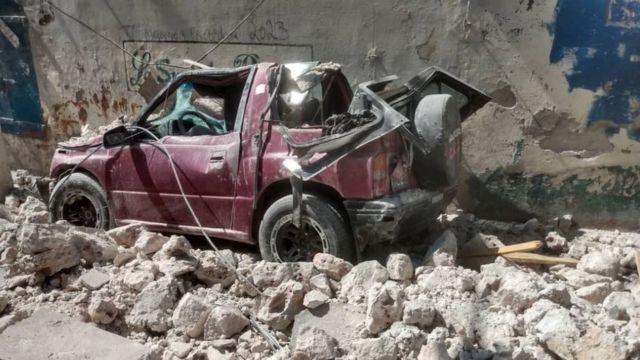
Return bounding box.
[59,190,101,228]
[270,215,329,262]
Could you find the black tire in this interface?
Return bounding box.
[49,172,113,230]
[412,94,462,190]
[258,194,355,263]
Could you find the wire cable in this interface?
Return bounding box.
[195,0,267,62]
[127,126,283,352]
[47,0,268,69]
[45,1,190,69]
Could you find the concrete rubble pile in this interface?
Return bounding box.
[1,180,640,359]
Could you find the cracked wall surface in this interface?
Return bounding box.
[1,0,639,228]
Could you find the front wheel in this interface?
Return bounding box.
[49,172,113,229]
[258,194,355,263]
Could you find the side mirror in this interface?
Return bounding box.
[103,126,135,148]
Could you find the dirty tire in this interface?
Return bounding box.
[412,94,462,189]
[49,172,113,230]
[259,194,355,263]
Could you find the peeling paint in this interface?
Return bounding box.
[550,0,640,139]
[469,165,640,228]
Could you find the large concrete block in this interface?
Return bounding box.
[0,308,151,360]
[291,302,366,351]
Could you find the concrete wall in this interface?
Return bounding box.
[1,0,639,228]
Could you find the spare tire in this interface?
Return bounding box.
[411,94,462,190]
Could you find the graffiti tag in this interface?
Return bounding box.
[129,49,177,88]
[248,19,289,42]
[233,53,259,67]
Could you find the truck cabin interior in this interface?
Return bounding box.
[138,70,251,138]
[276,63,352,130]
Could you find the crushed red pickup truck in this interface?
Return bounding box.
[48,62,490,262]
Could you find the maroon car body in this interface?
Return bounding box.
[49,62,489,261]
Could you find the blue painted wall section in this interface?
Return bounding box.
[0,2,43,135]
[550,0,640,139]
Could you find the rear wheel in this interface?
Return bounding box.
[49,172,113,229]
[258,194,355,263]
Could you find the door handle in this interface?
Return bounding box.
[209,150,226,162]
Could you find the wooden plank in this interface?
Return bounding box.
[502,252,578,266]
[634,250,640,277]
[458,240,544,258]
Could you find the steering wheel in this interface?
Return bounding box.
[175,111,209,135]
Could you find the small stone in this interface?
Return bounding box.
[349,337,397,360]
[0,314,17,333]
[386,253,413,281]
[251,261,293,289]
[73,291,90,304]
[303,290,329,309]
[424,230,457,267]
[79,269,110,290]
[402,299,435,329]
[577,250,619,278]
[313,253,353,281]
[456,276,475,292]
[194,250,236,287]
[567,242,588,259]
[210,339,236,350]
[555,267,610,288]
[113,247,137,267]
[603,291,638,320]
[339,260,389,303]
[205,347,234,360]
[107,223,146,247]
[0,292,8,313]
[250,341,269,354]
[157,259,197,277]
[0,246,17,264]
[123,268,155,292]
[154,235,193,259]
[257,280,305,330]
[126,276,178,333]
[556,214,574,234]
[523,218,541,234]
[88,297,118,324]
[381,322,427,359]
[544,231,568,253]
[575,282,612,304]
[291,325,339,360]
[134,230,169,255]
[172,293,211,338]
[309,274,332,297]
[417,339,451,360]
[203,306,249,339]
[366,281,405,334]
[169,342,192,358]
[524,300,579,358]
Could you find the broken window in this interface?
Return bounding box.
[142,74,248,138]
[277,63,351,130]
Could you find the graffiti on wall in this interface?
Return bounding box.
[0,2,43,135]
[550,0,640,139]
[123,40,313,99]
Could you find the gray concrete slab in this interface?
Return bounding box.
[291,302,366,351]
[0,308,151,360]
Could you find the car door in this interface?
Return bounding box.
[106,69,252,238]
